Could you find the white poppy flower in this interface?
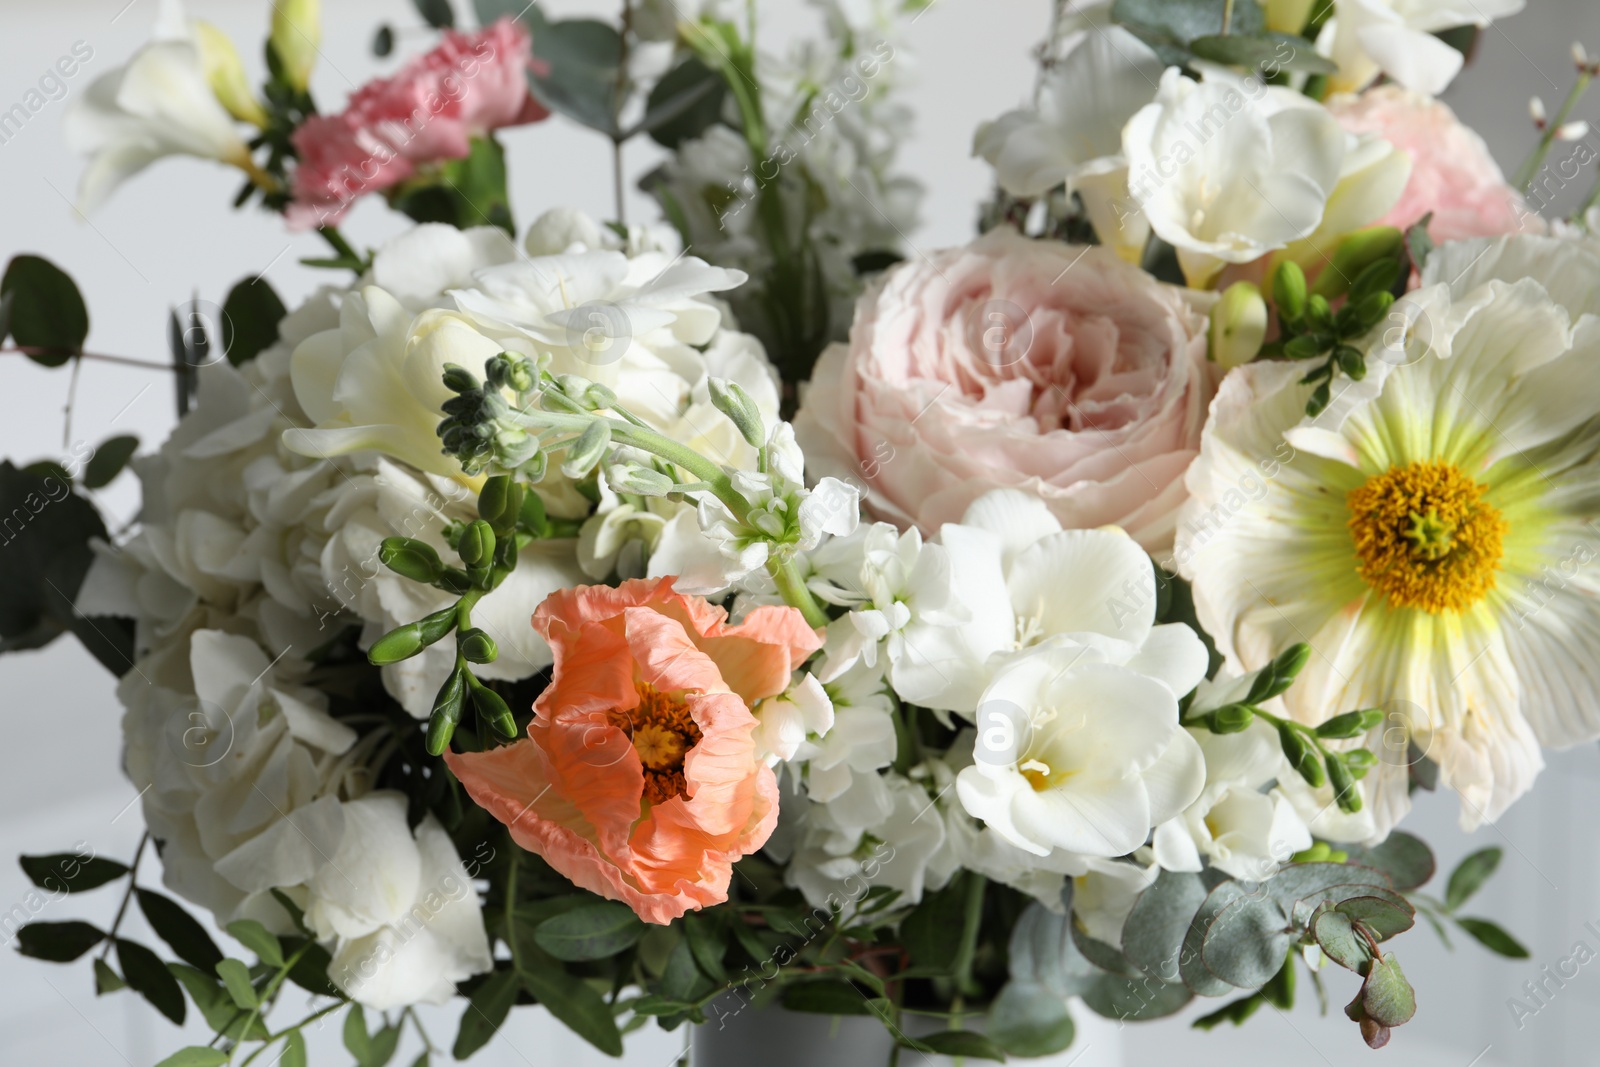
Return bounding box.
[1123,68,1347,286]
[1320,0,1526,97]
[64,0,258,212]
[1178,233,1600,839]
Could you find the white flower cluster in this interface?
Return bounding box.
[77,207,789,1010]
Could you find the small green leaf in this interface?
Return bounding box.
[1312,909,1373,973]
[365,1025,401,1067]
[899,1030,1006,1060]
[344,1003,371,1059]
[215,958,258,1010]
[1334,895,1415,940]
[1202,895,1293,989]
[220,277,287,367]
[532,900,646,961]
[18,853,128,893]
[1,254,89,361]
[137,889,223,972]
[284,938,339,997]
[1361,954,1416,1027]
[453,969,519,1059]
[372,24,395,56]
[118,938,186,1024]
[282,1030,308,1067]
[1445,847,1502,912]
[411,0,455,28]
[521,964,624,1056]
[1189,33,1337,74]
[226,919,284,967]
[15,920,104,962]
[1191,992,1264,1030]
[153,1048,229,1067]
[638,56,727,148]
[987,981,1075,1056]
[783,980,878,1015]
[83,435,139,489]
[1456,917,1530,958]
[1339,831,1435,892]
[93,958,126,993]
[901,874,972,974]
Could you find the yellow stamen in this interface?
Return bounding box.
[1346,461,1507,613]
[606,683,702,805]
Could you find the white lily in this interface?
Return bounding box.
[1319,0,1527,96]
[64,0,262,212]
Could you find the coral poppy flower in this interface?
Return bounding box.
[446,578,822,923]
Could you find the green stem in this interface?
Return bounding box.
[238,1002,344,1067]
[229,940,316,1065]
[98,833,149,962]
[503,829,522,971]
[765,555,829,629]
[1221,0,1236,34]
[1514,73,1592,191]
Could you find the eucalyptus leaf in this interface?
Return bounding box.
[1265,862,1393,925]
[1,254,89,362]
[1122,869,1207,983]
[83,435,138,490]
[1188,33,1337,74]
[1334,894,1415,940]
[1180,881,1254,995]
[1339,832,1435,892]
[526,14,623,135]
[637,56,726,147]
[1311,909,1372,972]
[221,277,286,367]
[1080,971,1193,1022]
[1202,894,1293,989]
[1112,0,1264,62]
[987,982,1075,1057]
[1362,954,1416,1027]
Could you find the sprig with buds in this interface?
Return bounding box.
[1512,43,1596,192]
[1183,643,1381,814]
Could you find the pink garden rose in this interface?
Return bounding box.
[288,18,548,228]
[1327,85,1542,244]
[794,227,1216,553]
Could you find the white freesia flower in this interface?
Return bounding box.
[1123,68,1346,286]
[956,641,1206,857]
[1178,232,1600,838]
[1320,0,1526,97]
[891,488,1211,713]
[64,0,258,212]
[974,26,1162,259]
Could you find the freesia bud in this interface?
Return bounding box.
[1312,226,1404,299]
[1209,282,1268,371]
[193,22,268,127]
[271,0,320,93]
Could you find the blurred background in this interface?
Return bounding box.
[2,1,1600,1064]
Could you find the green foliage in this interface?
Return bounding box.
[19,852,128,892]
[524,9,624,135]
[83,435,138,489]
[640,57,727,147]
[221,276,287,366]
[1445,847,1502,911]
[411,0,455,29]
[533,901,648,960]
[16,921,104,962]
[137,889,223,972]
[118,938,186,1024]
[1111,0,1266,64]
[1,254,89,364]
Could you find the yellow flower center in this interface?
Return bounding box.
[607,683,702,805]
[1346,461,1508,614]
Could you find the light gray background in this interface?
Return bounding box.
[3,1,1600,1064]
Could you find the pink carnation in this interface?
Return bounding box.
[795,227,1217,554]
[287,18,549,229]
[1327,85,1542,244]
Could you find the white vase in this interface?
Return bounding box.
[692,999,1123,1067]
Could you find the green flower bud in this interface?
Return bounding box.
[1348,258,1402,303]
[194,22,268,127]
[458,520,495,568]
[1313,226,1404,299]
[379,537,444,584]
[1284,334,1328,361]
[1277,722,1325,788]
[1209,282,1269,371]
[417,606,458,646]
[459,628,498,664]
[560,420,611,479]
[436,568,473,595]
[442,363,479,394]
[1335,344,1367,381]
[1272,260,1309,322]
[368,622,423,665]
[519,491,550,537]
[425,668,467,756]
[708,377,766,447]
[1327,754,1362,813]
[606,463,677,497]
[477,474,523,533]
[1246,642,1312,703]
[270,0,320,94]
[1209,704,1256,734]
[468,677,518,739]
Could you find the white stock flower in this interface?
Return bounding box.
[974,26,1162,259]
[1123,68,1346,286]
[752,673,835,764]
[1320,0,1526,97]
[65,0,257,212]
[779,773,950,909]
[796,660,900,802]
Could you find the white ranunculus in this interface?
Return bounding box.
[1123,68,1346,286]
[65,0,256,212]
[1320,0,1525,97]
[956,642,1206,858]
[974,25,1162,259]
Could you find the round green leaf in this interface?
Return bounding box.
[1362,954,1416,1027]
[2,254,89,361]
[987,981,1076,1057]
[1202,895,1293,989]
[1122,868,1207,983]
[84,435,139,490]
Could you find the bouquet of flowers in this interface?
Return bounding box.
[6,0,1586,1062]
